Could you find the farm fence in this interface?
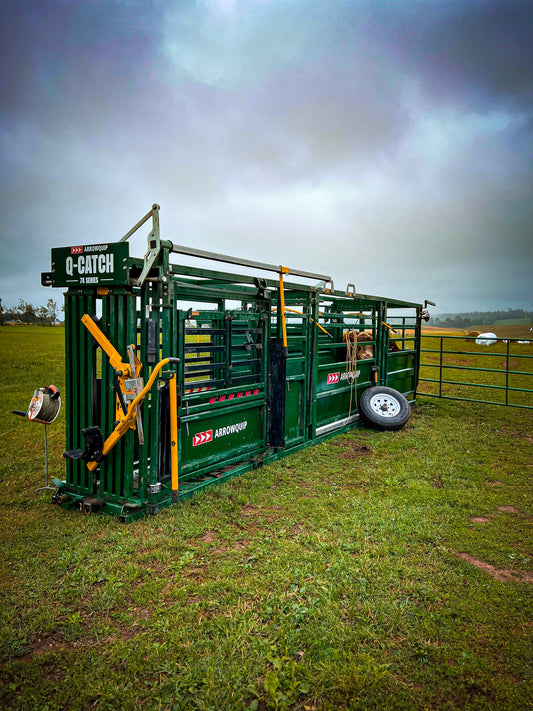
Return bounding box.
[417,335,533,410]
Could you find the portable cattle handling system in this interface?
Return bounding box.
[42,204,430,522]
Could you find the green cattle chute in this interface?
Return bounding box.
[43,204,425,521]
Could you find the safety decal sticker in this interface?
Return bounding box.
[326,371,361,385]
[193,430,213,446]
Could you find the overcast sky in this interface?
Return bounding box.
[1,0,532,315]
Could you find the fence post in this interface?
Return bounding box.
[505,339,510,406]
[439,337,443,397]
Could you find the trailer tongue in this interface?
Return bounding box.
[43,204,424,522]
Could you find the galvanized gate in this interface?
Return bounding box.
[43,205,426,520]
[418,334,533,409]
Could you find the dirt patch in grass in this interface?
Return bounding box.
[201,530,217,543]
[497,505,524,514]
[337,444,372,460]
[455,552,533,584]
[25,632,68,657]
[470,516,490,524]
[296,481,319,496]
[41,660,68,682]
[486,480,502,486]
[239,504,285,523]
[183,566,208,582]
[132,607,152,620]
[21,626,136,661]
[240,505,260,516]
[290,523,304,537]
[186,594,202,605]
[234,539,250,549]
[501,360,520,371]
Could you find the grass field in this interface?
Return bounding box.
[423,324,532,339]
[0,326,532,710]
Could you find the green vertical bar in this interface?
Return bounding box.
[505,339,510,406]
[414,307,422,397]
[99,295,112,497]
[224,314,231,387]
[262,306,269,442]
[79,295,89,489]
[139,285,150,500]
[309,295,319,438]
[111,294,122,497]
[148,284,161,491]
[439,337,443,397]
[377,303,386,386]
[64,292,76,488]
[124,291,136,498]
[303,293,311,439]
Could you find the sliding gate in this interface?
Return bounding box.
[177,305,269,486]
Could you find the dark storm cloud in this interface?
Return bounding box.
[0,0,532,313]
[373,0,533,110]
[0,0,165,119]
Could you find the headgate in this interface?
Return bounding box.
[42,205,426,521]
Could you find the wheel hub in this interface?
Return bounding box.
[369,393,401,418]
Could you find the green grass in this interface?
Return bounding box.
[0,326,532,710]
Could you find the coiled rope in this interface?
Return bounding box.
[345,329,358,419]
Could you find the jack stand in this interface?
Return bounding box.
[36,425,55,494]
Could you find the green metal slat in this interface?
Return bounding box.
[418,391,533,409]
[422,362,530,376]
[420,378,533,394]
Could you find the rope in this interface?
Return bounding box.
[345,329,358,420]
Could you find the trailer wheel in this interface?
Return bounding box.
[358,386,410,431]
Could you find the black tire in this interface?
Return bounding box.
[358,386,410,431]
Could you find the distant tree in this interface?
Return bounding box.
[15,299,36,324]
[36,305,48,324]
[46,298,58,325]
[0,298,3,325]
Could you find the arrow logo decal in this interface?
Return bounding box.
[193,429,213,447]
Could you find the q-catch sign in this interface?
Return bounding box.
[49,243,129,287]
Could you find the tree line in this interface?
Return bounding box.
[428,308,533,328]
[0,298,61,325]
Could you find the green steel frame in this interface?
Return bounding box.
[43,206,425,521]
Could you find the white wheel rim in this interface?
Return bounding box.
[369,393,401,418]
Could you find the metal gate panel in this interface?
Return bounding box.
[283,295,312,447]
[178,305,268,478]
[98,291,138,501]
[418,334,533,409]
[382,308,420,401]
[314,302,379,432]
[180,397,266,476]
